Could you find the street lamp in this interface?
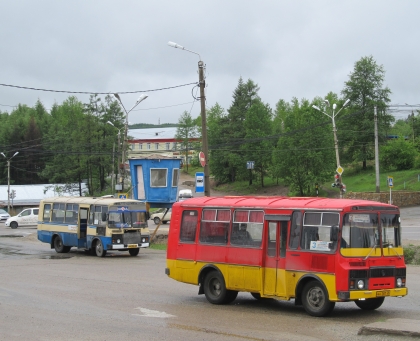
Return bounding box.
[113,94,148,191]
[106,121,124,193]
[312,99,350,198]
[168,41,210,197]
[1,151,19,213]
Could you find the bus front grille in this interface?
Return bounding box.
[123,231,141,244]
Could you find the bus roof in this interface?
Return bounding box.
[174,196,399,211]
[41,196,146,206]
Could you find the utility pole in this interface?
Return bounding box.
[198,60,211,197]
[1,152,19,213]
[167,41,211,197]
[374,106,380,193]
[111,141,115,194]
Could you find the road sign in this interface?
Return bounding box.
[195,172,204,193]
[247,161,255,169]
[199,151,206,167]
[388,176,394,188]
[119,193,128,199]
[336,166,344,175]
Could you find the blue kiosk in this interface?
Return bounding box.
[128,154,182,209]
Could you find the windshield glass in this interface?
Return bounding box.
[342,212,401,249]
[342,213,379,249]
[108,211,147,228]
[381,213,401,247]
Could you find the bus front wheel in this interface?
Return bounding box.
[302,280,335,317]
[355,297,385,310]
[203,271,238,305]
[94,240,107,257]
[129,248,140,256]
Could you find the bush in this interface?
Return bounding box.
[404,244,420,265]
[381,139,417,171]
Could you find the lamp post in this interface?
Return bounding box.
[312,99,349,198]
[113,94,148,191]
[168,41,210,196]
[106,121,124,194]
[1,151,19,213]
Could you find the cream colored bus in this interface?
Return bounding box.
[37,197,150,257]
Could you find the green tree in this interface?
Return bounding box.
[341,56,393,170]
[224,77,260,182]
[175,111,199,172]
[242,100,273,187]
[272,98,334,196]
[380,138,417,171]
[206,103,232,183]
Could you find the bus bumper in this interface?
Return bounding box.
[337,287,408,300]
[108,242,150,249]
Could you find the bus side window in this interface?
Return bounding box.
[43,204,51,222]
[289,211,302,249]
[180,210,198,242]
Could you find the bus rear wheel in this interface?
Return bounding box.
[302,280,335,317]
[94,240,107,257]
[203,271,238,305]
[129,248,140,256]
[54,235,71,253]
[355,297,385,310]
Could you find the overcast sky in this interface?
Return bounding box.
[1,1,418,124]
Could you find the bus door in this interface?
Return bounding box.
[263,216,289,298]
[78,208,88,249]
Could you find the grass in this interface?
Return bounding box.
[149,243,167,251]
[184,165,420,195]
[336,167,420,192]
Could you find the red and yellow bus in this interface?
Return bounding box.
[165,196,407,316]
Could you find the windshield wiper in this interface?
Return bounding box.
[386,244,402,259]
[363,244,378,260]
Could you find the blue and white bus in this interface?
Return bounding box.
[37,196,150,257]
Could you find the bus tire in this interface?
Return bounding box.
[94,240,107,257]
[129,248,140,256]
[355,297,385,310]
[203,271,237,305]
[54,235,65,253]
[302,280,335,317]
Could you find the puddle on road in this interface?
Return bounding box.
[39,254,75,260]
[0,235,24,238]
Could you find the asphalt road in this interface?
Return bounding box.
[0,230,420,341]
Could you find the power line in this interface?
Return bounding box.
[0,82,197,95]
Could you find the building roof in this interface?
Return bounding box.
[0,184,88,207]
[128,127,177,141]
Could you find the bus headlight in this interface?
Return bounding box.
[117,239,121,244]
[396,278,402,287]
[357,280,365,289]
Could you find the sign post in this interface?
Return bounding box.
[387,176,393,204]
[195,172,204,193]
[247,161,255,185]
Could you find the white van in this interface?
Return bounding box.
[5,208,39,229]
[178,189,193,202]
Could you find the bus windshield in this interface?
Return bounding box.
[108,211,147,229]
[342,212,400,249]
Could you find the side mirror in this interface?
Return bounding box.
[330,225,339,242]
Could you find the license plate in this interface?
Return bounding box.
[376,290,390,297]
[128,244,137,248]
